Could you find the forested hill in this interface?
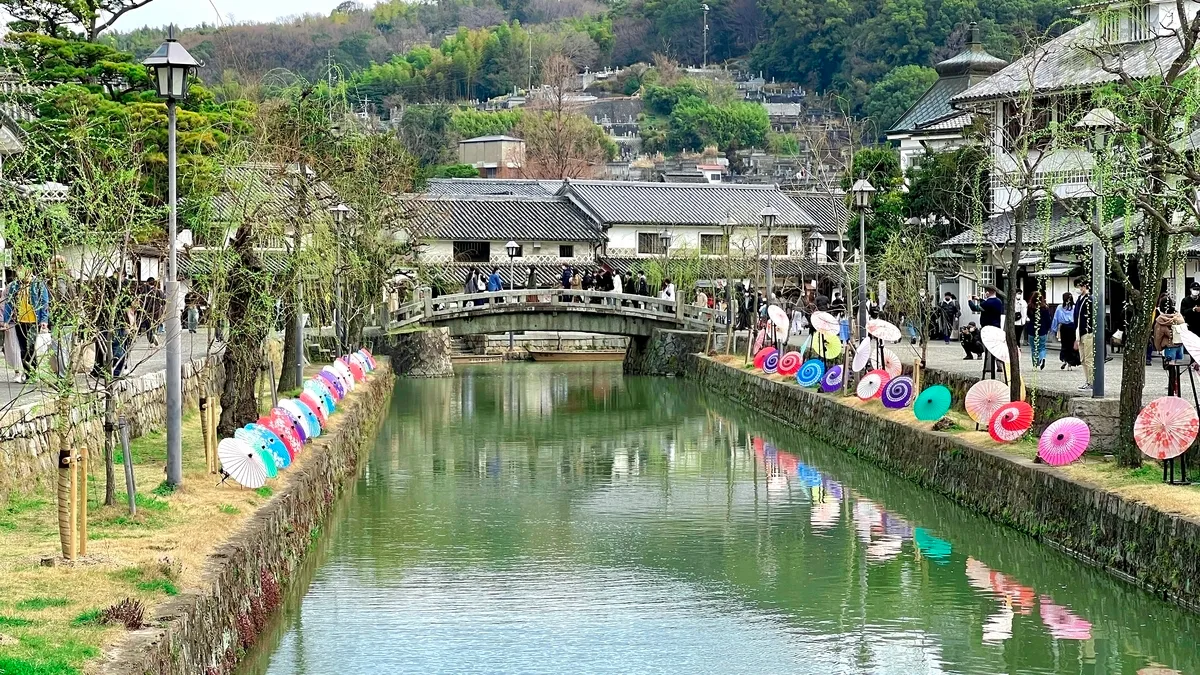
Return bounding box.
[110,0,1076,115]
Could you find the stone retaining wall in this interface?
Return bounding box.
[0,356,223,498]
[623,329,708,376]
[98,361,395,675]
[373,328,453,378]
[688,356,1200,612]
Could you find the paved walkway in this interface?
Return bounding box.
[0,330,219,410]
[894,339,1177,404]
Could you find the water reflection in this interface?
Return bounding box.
[242,363,1200,675]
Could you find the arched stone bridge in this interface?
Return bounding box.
[381,289,721,337]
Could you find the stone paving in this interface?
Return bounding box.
[0,329,219,410]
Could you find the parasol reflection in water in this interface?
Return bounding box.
[238,363,1200,675]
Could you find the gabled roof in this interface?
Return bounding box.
[424,178,563,197]
[558,180,816,228]
[459,135,523,144]
[951,20,1194,104]
[888,23,1007,134]
[941,203,1081,247]
[402,194,604,242]
[211,162,339,222]
[784,191,850,234]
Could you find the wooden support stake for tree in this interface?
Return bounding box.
[78,447,88,557]
[199,394,211,472]
[57,446,73,560]
[67,449,77,561]
[208,397,219,473]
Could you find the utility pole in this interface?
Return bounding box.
[527,36,533,91]
[702,4,710,69]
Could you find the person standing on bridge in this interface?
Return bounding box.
[526,266,539,303]
[487,267,503,304]
[635,272,649,309]
[464,268,478,296]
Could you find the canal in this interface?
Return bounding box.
[240,362,1200,674]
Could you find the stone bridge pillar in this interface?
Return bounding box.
[623,328,708,376]
[372,327,453,378]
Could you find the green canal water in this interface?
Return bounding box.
[239,362,1200,675]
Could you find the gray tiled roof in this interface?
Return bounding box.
[602,256,838,280]
[403,194,605,242]
[424,178,564,197]
[889,24,1007,134]
[211,162,339,222]
[941,204,1082,247]
[919,112,974,131]
[952,21,1190,104]
[784,191,850,234]
[1058,212,1145,251]
[559,180,816,228]
[890,77,976,134]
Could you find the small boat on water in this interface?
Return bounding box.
[528,350,625,362]
[451,353,505,364]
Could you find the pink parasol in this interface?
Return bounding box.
[852,337,873,373]
[1134,396,1199,460]
[259,414,300,460]
[965,379,1010,424]
[753,328,766,354]
[856,369,891,400]
[777,351,803,376]
[1039,596,1093,640]
[871,347,902,377]
[768,305,790,332]
[810,310,840,334]
[989,401,1034,442]
[866,319,902,343]
[1037,417,1090,466]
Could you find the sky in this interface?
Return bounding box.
[110,0,378,32]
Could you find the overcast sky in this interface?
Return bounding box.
[111,0,378,32]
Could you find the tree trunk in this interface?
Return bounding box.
[103,390,116,506]
[1117,317,1149,467]
[278,301,300,392]
[219,226,271,437]
[1005,206,1025,402]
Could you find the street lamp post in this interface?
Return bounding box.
[330,203,350,353]
[1077,108,1120,398]
[760,204,778,304]
[702,3,710,69]
[506,240,518,351]
[721,211,738,333]
[851,179,876,341]
[143,27,198,488]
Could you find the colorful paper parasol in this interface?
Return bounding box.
[246,423,292,469]
[293,398,323,438]
[965,379,1010,424]
[851,336,873,373]
[796,359,826,387]
[1178,326,1200,361]
[980,326,1012,363]
[753,328,766,354]
[762,350,780,374]
[332,360,356,391]
[857,369,891,400]
[777,351,802,376]
[260,413,300,459]
[349,352,372,374]
[218,437,268,489]
[812,332,842,359]
[271,406,307,443]
[768,304,790,332]
[867,319,902,343]
[304,380,336,416]
[1038,417,1090,465]
[989,401,1034,442]
[1134,396,1199,460]
[913,385,952,421]
[810,310,840,334]
[881,376,915,409]
[279,400,316,441]
[913,528,952,563]
[234,428,279,478]
[871,347,902,377]
[300,390,329,425]
[820,365,844,393]
[753,346,776,369]
[1039,596,1092,640]
[358,348,376,370]
[345,359,366,382]
[318,369,346,399]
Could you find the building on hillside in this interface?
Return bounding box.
[424,178,562,197]
[457,135,526,178]
[399,193,606,292]
[887,23,1008,175]
[556,180,846,295]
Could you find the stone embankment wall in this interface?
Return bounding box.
[0,356,223,498]
[623,329,709,375]
[373,328,453,377]
[689,356,1200,612]
[99,361,395,675]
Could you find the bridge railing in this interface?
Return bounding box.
[417,288,721,331]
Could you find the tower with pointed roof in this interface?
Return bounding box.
[886,23,1008,174]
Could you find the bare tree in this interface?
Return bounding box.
[518,53,612,179]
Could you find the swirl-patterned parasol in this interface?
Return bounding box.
[762,349,780,374]
[881,376,915,409]
[820,365,844,393]
[753,346,776,369]
[989,401,1034,442]
[796,359,826,387]
[777,351,803,376]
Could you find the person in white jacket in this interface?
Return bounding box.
[659,279,675,312]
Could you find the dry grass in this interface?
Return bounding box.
[713,354,1200,521]
[0,365,344,674]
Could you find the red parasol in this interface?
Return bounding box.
[1134,396,1198,460]
[856,369,891,400]
[259,413,300,460]
[777,351,803,376]
[989,401,1034,442]
[753,346,776,369]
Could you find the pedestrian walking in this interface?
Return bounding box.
[1013,291,1027,346]
[1073,279,1096,390]
[1051,292,1080,370]
[1025,292,1051,370]
[2,266,50,382]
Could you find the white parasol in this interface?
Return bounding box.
[810,311,840,334]
[852,336,873,373]
[767,305,789,331]
[980,326,1012,363]
[1179,326,1200,361]
[866,318,902,343]
[218,437,268,489]
[871,347,902,377]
